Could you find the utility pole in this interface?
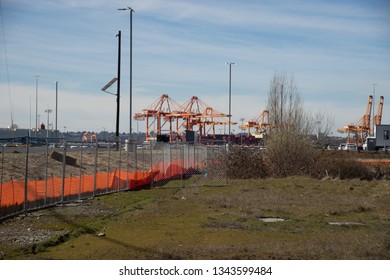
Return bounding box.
[116,31,121,151]
[226,62,235,145]
[35,75,39,136]
[55,81,58,139]
[101,31,121,151]
[118,7,134,143]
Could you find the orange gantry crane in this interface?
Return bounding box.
[135,95,233,142]
[169,96,233,139]
[240,109,271,138]
[337,95,384,146]
[134,94,181,141]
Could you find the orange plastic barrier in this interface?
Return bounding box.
[0,160,195,209]
[361,161,390,165]
[0,170,154,208]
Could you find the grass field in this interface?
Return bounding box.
[1,176,389,260]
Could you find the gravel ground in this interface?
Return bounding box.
[0,211,68,259]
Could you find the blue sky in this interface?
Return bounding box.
[1,0,389,134]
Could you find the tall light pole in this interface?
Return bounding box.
[55,81,58,139]
[118,6,134,142]
[226,62,235,143]
[35,75,40,136]
[116,30,121,151]
[29,96,32,134]
[44,109,52,138]
[101,31,121,151]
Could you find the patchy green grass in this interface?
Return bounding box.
[1,177,389,259]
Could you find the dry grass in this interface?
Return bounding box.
[1,176,389,260]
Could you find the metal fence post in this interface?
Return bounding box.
[107,142,111,193]
[93,141,98,197]
[126,140,130,190]
[169,143,172,179]
[225,142,228,185]
[23,135,30,215]
[45,137,49,206]
[134,141,138,189]
[0,142,5,206]
[181,143,184,186]
[79,143,84,200]
[150,142,153,187]
[194,144,197,173]
[118,141,122,192]
[61,140,67,204]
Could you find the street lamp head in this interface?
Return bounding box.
[101,77,118,94]
[225,62,236,65]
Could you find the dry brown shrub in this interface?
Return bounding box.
[326,159,373,180]
[310,156,374,180]
[264,129,317,177]
[226,147,268,179]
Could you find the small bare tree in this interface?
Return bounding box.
[267,73,312,134]
[264,73,334,177]
[266,73,334,135]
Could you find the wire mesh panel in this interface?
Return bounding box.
[0,138,27,219]
[24,138,64,212]
[205,144,228,185]
[133,141,153,189]
[150,142,170,186]
[185,143,228,186]
[0,137,228,221]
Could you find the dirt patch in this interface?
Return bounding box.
[0,222,67,246]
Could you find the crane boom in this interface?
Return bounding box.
[363,95,373,131]
[375,96,384,125]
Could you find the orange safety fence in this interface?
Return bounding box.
[152,159,188,181]
[361,161,390,165]
[0,159,200,208]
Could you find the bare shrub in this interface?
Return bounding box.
[318,158,373,180]
[263,73,335,178]
[264,129,317,177]
[223,141,377,181]
[226,147,268,179]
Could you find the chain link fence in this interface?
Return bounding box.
[0,137,227,221]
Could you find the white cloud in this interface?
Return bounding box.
[1,0,389,135]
